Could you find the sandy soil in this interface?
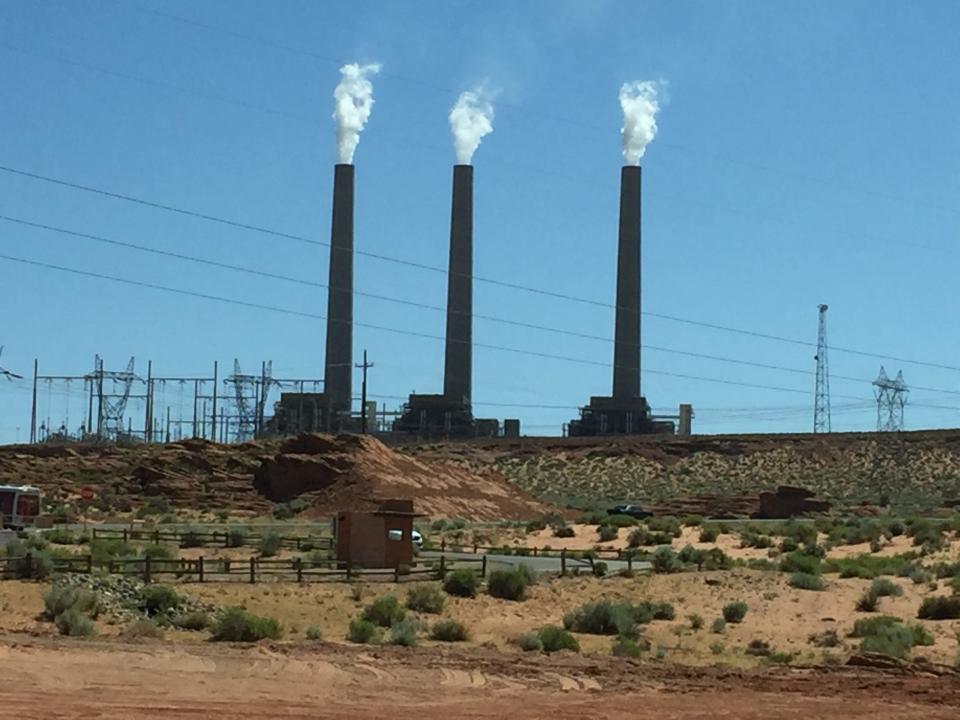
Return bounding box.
[0,637,957,719]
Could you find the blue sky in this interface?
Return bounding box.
[1,0,958,443]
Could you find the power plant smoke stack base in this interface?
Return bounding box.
[443,164,473,408]
[323,163,354,426]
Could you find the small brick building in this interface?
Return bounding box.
[335,499,422,568]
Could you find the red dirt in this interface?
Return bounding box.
[0,638,956,719]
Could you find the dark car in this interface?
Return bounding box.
[607,504,652,519]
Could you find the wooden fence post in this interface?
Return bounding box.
[122,528,128,543]
[439,554,446,577]
[295,558,303,583]
[224,559,231,576]
[627,554,633,573]
[481,555,487,578]
[24,552,32,579]
[394,564,400,583]
[144,555,152,584]
[153,530,160,545]
[441,539,446,553]
[561,549,567,577]
[249,557,256,584]
[346,562,352,581]
[198,556,205,583]
[86,555,93,574]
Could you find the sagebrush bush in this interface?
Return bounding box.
[123,619,164,640]
[563,600,637,637]
[553,525,575,538]
[171,611,209,631]
[430,619,469,642]
[518,631,543,652]
[652,546,682,574]
[443,569,478,598]
[592,561,608,578]
[606,514,639,528]
[851,615,902,638]
[55,608,95,637]
[43,529,75,545]
[487,568,527,601]
[722,601,748,624]
[3,540,54,580]
[711,617,726,634]
[305,625,322,641]
[211,607,282,642]
[406,584,445,614]
[688,613,704,630]
[611,635,648,657]
[856,589,879,612]
[808,629,840,648]
[538,626,579,653]
[646,516,681,537]
[860,623,914,659]
[869,578,903,598]
[823,554,912,579]
[389,618,418,647]
[698,525,720,543]
[745,639,771,657]
[362,595,407,627]
[597,525,619,542]
[917,596,960,620]
[634,600,675,622]
[790,572,825,591]
[140,585,181,616]
[347,618,380,644]
[779,551,821,576]
[140,544,176,562]
[258,532,282,558]
[227,528,247,548]
[43,585,100,620]
[89,538,130,564]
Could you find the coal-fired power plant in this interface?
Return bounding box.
[568,165,672,436]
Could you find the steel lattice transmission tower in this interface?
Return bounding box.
[873,366,908,432]
[813,304,831,433]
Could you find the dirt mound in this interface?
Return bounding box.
[0,434,554,521]
[254,433,552,520]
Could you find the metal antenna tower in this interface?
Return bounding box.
[224,359,258,442]
[86,355,139,439]
[813,304,831,433]
[873,366,908,432]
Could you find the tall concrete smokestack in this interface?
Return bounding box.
[443,164,473,407]
[324,163,354,421]
[612,165,641,399]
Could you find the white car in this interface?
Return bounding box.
[411,529,423,551]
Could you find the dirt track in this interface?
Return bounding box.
[0,638,957,719]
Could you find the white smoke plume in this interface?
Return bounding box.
[619,80,661,165]
[333,62,381,164]
[449,89,494,165]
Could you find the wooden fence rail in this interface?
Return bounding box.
[0,553,484,585]
[88,527,334,552]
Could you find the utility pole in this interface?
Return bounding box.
[144,360,153,443]
[813,304,831,433]
[356,349,374,434]
[30,359,38,443]
[211,360,218,444]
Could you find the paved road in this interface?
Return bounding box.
[422,550,651,574]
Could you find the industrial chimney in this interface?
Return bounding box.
[323,163,354,426]
[612,165,641,399]
[442,164,473,408]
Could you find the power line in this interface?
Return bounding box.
[4,163,959,374]
[0,251,879,401]
[10,213,960,399]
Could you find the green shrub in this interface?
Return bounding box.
[179,529,205,548]
[347,618,380,644]
[612,636,647,657]
[89,538,130,564]
[910,623,934,646]
[745,639,771,657]
[917,596,960,620]
[627,527,649,547]
[592,561,608,578]
[698,525,719,543]
[711,617,726,634]
[518,631,543,652]
[4,546,54,580]
[538,626,579,653]
[652,546,681,574]
[683,514,704,527]
[851,615,902,638]
[43,529,75,545]
[171,611,209,631]
[553,525,575,538]
[43,585,100,620]
[646,516,681,537]
[688,613,704,630]
[55,608,95,637]
[305,625,322,641]
[406,585,445,614]
[388,617,418,647]
[823,554,913,579]
[870,578,903,598]
[211,607,282,641]
[140,585,181,616]
[123,619,164,640]
[779,551,821,575]
[227,528,247,548]
[606,514,639,528]
[597,525,619,542]
[722,601,748,624]
[808,629,839,647]
[363,595,406,627]
[272,503,295,520]
[860,623,914,659]
[739,532,774,549]
[487,568,527,601]
[140,544,176,562]
[790,572,825,591]
[430,519,448,532]
[258,532,282,558]
[563,600,637,637]
[678,545,706,568]
[137,497,171,517]
[449,517,467,530]
[516,563,538,586]
[633,600,675,622]
[430,619,469,642]
[443,569,479,597]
